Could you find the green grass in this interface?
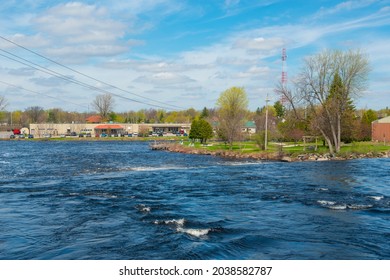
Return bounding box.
[183,140,390,156]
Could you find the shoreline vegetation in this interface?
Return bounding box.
[3,136,389,162]
[150,140,390,162]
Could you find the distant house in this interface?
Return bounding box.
[372,116,390,143]
[242,121,256,134]
[86,115,102,123]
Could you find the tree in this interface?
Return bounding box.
[200,107,209,119]
[189,119,213,144]
[25,106,45,123]
[0,95,7,111]
[277,49,370,154]
[216,87,248,149]
[360,109,378,140]
[273,101,285,118]
[92,93,114,121]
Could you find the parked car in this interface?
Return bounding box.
[10,135,15,139]
[70,132,77,136]
[100,133,108,137]
[28,134,34,139]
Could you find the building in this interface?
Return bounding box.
[372,116,390,143]
[242,121,256,134]
[29,122,190,138]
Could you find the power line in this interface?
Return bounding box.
[0,34,186,110]
[0,79,88,110]
[0,49,179,110]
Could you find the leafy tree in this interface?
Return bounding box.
[273,101,285,118]
[189,119,213,144]
[216,87,248,149]
[360,109,378,140]
[200,107,209,119]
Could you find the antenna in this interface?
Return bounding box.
[280,48,288,104]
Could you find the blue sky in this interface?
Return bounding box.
[0,0,389,112]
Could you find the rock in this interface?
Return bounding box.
[281,156,292,162]
[316,157,329,161]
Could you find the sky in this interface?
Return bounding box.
[0,0,389,112]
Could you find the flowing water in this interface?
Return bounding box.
[0,141,389,259]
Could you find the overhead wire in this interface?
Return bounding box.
[0,79,88,110]
[0,35,186,110]
[0,50,177,110]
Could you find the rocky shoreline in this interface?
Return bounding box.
[151,143,390,162]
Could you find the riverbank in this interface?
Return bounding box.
[151,142,390,162]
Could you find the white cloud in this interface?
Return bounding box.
[33,2,124,43]
[233,37,285,51]
[313,0,377,19]
[133,72,196,85]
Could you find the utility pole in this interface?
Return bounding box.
[265,94,270,150]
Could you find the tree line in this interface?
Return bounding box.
[1,49,389,155]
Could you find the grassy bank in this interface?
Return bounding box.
[180,140,390,158]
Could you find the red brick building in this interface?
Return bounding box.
[372,116,390,143]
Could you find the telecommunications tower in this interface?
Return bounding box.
[280,48,288,104]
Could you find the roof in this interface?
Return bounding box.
[94,124,124,130]
[372,116,390,124]
[244,121,256,128]
[86,115,102,123]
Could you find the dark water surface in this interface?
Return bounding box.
[0,141,389,260]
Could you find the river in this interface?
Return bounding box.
[0,141,389,259]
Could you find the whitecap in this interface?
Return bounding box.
[317,188,329,191]
[327,204,347,210]
[177,227,210,237]
[154,218,185,226]
[0,160,10,164]
[131,166,190,172]
[347,204,373,210]
[220,161,263,166]
[368,196,384,201]
[317,200,336,206]
[136,204,151,213]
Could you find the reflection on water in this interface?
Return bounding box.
[0,141,389,259]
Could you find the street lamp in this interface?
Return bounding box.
[265,94,270,150]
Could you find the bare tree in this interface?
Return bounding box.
[25,106,46,123]
[0,95,7,111]
[276,49,370,154]
[92,93,115,121]
[216,87,248,150]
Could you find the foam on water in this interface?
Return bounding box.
[347,204,373,210]
[317,200,336,206]
[136,204,151,213]
[131,166,192,172]
[327,204,347,210]
[177,227,210,237]
[154,218,185,226]
[219,161,263,166]
[368,196,384,201]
